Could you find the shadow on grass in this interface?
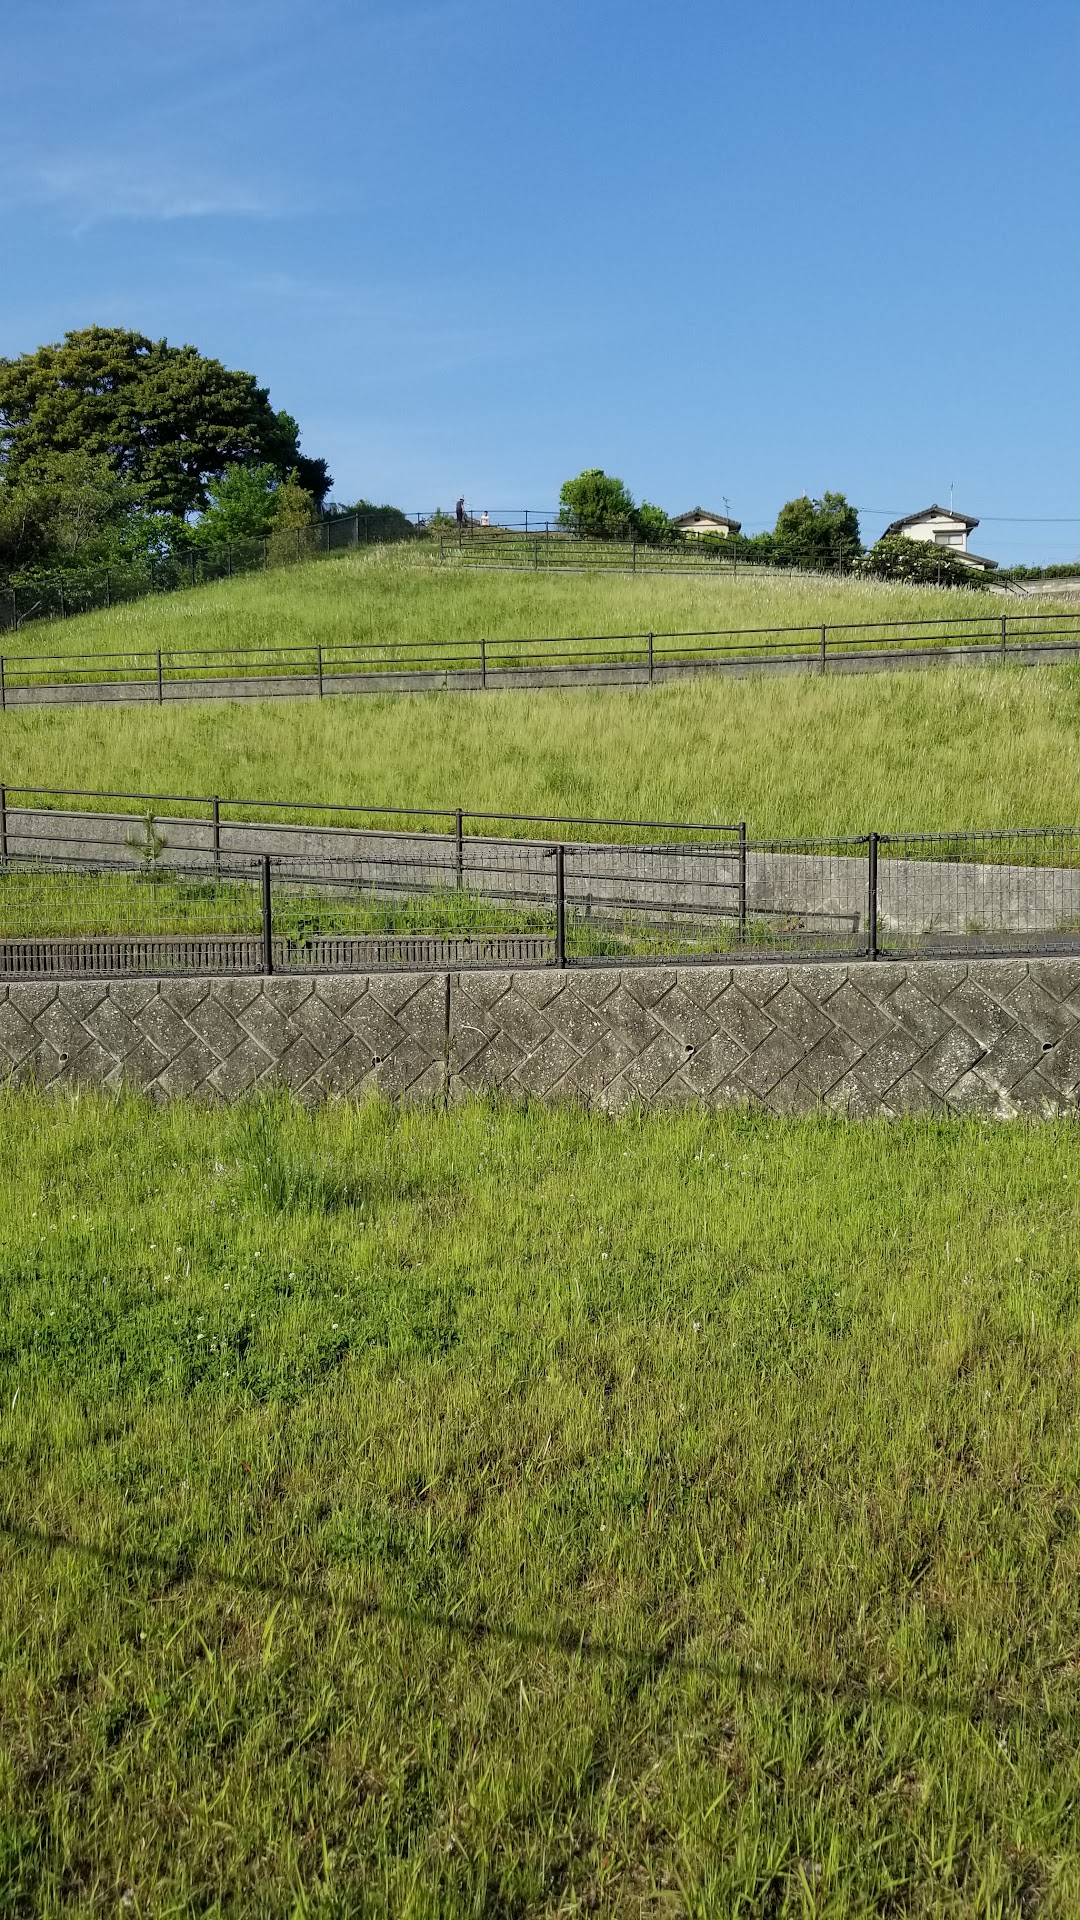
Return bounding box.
[3,1515,1075,1732]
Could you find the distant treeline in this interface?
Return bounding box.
[554,470,991,588]
[0,327,1002,594]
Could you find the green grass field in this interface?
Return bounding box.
[4,550,1080,1916]
[2,545,1011,667]
[2,662,1079,836]
[3,1091,1080,1915]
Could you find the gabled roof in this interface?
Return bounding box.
[670,506,742,531]
[884,503,979,536]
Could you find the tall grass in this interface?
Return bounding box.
[1,663,1079,834]
[2,1091,1080,1914]
[3,544,1008,664]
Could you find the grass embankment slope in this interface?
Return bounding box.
[6,544,1007,664]
[2,663,1079,834]
[4,1092,1080,1914]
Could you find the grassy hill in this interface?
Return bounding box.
[4,544,1008,665]
[1,662,1078,836]
[3,547,1076,834]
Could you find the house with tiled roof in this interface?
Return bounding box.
[670,507,742,538]
[883,505,996,571]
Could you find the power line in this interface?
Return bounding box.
[858,509,1080,524]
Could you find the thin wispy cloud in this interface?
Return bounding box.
[6,154,292,226]
[213,271,591,366]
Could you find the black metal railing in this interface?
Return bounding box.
[0,785,1077,979]
[0,609,1078,710]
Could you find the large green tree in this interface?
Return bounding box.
[0,326,331,519]
[772,492,862,570]
[558,469,637,539]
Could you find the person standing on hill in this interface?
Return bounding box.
[455,496,465,527]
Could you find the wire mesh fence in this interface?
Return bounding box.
[877,829,1080,956]
[0,511,566,640]
[0,797,1078,981]
[0,853,267,979]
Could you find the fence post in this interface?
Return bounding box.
[534,538,539,571]
[632,540,637,575]
[867,833,879,960]
[105,569,111,610]
[261,855,274,975]
[555,843,566,967]
[263,540,269,570]
[0,656,5,712]
[156,650,163,704]
[1001,611,1007,662]
[648,630,654,684]
[58,579,65,620]
[296,527,302,563]
[455,808,463,888]
[227,545,233,580]
[820,624,827,671]
[0,785,7,862]
[480,637,487,690]
[738,821,747,942]
[211,795,221,867]
[317,644,324,697]
[190,551,197,589]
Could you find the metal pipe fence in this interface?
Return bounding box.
[0,788,1077,980]
[0,609,1078,710]
[0,507,1037,666]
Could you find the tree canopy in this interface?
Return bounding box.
[558,469,675,544]
[193,464,316,545]
[771,493,862,570]
[0,326,331,519]
[559,469,637,539]
[0,451,138,572]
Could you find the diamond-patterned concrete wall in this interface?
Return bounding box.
[449,959,1080,1118]
[0,974,447,1106]
[0,958,1078,1117]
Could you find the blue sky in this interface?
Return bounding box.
[3,0,1080,560]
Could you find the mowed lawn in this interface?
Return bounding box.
[1,663,1079,836]
[0,544,1006,666]
[3,1091,1080,1915]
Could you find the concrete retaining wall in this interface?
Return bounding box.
[2,956,1079,1118]
[6,808,1080,942]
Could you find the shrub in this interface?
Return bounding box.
[857,534,992,591]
